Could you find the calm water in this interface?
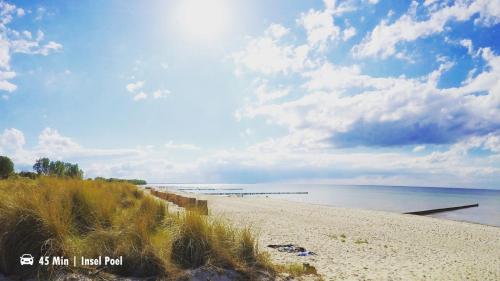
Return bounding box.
[152,183,500,227]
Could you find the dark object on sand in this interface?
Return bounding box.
[267,244,316,256]
[405,203,479,215]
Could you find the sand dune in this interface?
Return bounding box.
[198,195,500,280]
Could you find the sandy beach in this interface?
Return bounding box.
[191,195,500,280]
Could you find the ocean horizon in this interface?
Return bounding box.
[150,183,500,227]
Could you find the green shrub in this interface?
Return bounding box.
[0,156,14,179]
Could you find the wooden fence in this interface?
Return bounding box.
[150,190,208,215]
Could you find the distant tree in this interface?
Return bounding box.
[32,158,84,179]
[33,158,50,175]
[18,171,38,179]
[49,161,66,177]
[0,156,14,179]
[127,179,147,185]
[93,177,146,185]
[66,163,83,179]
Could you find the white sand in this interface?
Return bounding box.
[197,195,500,280]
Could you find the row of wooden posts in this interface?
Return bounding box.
[150,190,208,215]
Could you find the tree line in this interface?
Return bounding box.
[0,155,147,185]
[0,156,83,179]
[33,157,84,178]
[94,177,147,185]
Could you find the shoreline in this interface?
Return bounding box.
[282,200,499,228]
[166,187,498,228]
[156,183,500,227]
[185,194,500,280]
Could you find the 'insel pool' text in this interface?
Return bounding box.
[81,256,123,266]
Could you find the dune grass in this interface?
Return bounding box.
[0,177,275,279]
[279,263,318,277]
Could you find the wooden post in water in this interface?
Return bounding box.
[405,203,479,215]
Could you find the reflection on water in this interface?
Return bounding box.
[150,183,500,227]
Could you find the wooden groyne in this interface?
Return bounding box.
[405,203,479,215]
[150,190,208,215]
[178,188,244,191]
[201,191,308,196]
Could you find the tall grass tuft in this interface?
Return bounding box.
[0,178,276,279]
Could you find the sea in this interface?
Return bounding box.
[151,183,500,227]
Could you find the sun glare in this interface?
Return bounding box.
[172,0,233,43]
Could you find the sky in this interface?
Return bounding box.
[0,0,499,188]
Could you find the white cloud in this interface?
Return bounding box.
[484,134,500,153]
[0,2,16,25]
[35,7,46,21]
[0,128,32,164]
[265,23,289,39]
[231,1,358,75]
[126,81,144,92]
[1,127,143,166]
[237,47,500,148]
[16,8,24,17]
[1,126,499,187]
[0,71,16,92]
[423,0,437,7]
[413,145,426,152]
[1,1,497,187]
[296,0,358,50]
[152,89,170,99]
[323,0,357,15]
[459,39,474,55]
[0,1,62,99]
[39,41,62,55]
[353,0,500,59]
[10,39,63,56]
[451,47,500,96]
[240,128,253,138]
[164,141,200,150]
[1,127,197,181]
[225,0,500,186]
[133,92,147,101]
[0,128,25,151]
[254,82,289,104]
[231,25,312,75]
[342,26,356,41]
[303,62,399,92]
[186,132,500,187]
[126,78,169,101]
[298,4,340,50]
[37,128,81,153]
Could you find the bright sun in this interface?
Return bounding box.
[173,0,233,43]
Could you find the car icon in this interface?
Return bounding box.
[20,254,34,265]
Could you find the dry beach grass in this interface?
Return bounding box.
[0,178,290,280]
